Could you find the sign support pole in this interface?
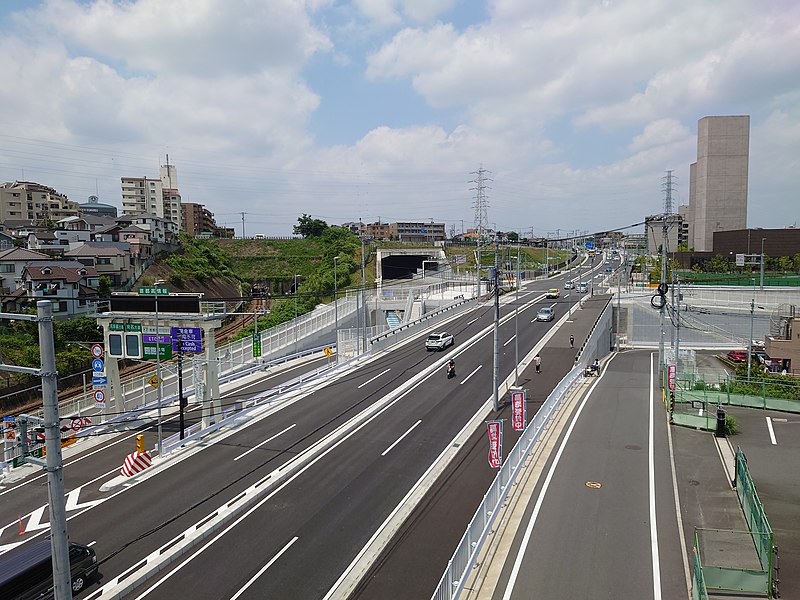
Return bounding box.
[155,292,163,455]
[178,341,185,439]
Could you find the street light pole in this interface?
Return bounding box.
[294,274,299,355]
[748,298,754,382]
[514,248,520,386]
[760,237,766,290]
[333,256,339,353]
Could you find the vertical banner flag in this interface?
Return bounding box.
[487,420,503,468]
[667,364,677,391]
[511,388,527,431]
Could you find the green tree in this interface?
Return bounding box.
[97,275,112,298]
[777,256,793,272]
[705,254,732,273]
[507,231,519,242]
[293,214,328,238]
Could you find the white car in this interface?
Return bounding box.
[426,332,454,351]
[536,307,554,322]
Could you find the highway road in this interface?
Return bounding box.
[1,253,614,599]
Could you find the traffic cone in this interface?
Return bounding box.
[19,515,25,535]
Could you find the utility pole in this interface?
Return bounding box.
[241,212,247,238]
[37,301,71,599]
[658,170,676,380]
[492,252,501,412]
[675,276,681,377]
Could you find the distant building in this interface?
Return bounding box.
[360,220,446,242]
[644,214,687,255]
[0,181,79,223]
[121,161,183,230]
[182,202,219,237]
[712,228,800,258]
[688,115,750,252]
[78,195,118,218]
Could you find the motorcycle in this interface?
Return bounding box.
[446,363,456,379]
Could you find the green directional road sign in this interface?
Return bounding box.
[252,334,262,358]
[138,286,169,295]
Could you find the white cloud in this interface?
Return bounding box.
[20,0,332,77]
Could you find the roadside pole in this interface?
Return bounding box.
[37,300,71,599]
[155,290,163,455]
[492,253,500,412]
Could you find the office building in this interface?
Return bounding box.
[688,115,750,252]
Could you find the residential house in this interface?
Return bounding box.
[65,242,132,287]
[0,247,51,293]
[116,212,179,245]
[15,261,99,317]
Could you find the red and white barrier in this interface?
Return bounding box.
[120,451,152,477]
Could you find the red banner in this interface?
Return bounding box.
[667,364,677,391]
[487,420,503,468]
[511,389,526,431]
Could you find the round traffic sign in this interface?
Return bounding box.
[93,390,105,403]
[71,418,84,431]
[92,358,105,372]
[91,344,103,358]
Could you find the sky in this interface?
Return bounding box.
[0,0,798,238]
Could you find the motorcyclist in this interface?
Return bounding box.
[590,359,600,374]
[447,359,456,378]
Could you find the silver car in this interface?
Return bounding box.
[536,307,554,322]
[425,332,454,351]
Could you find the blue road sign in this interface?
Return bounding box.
[171,327,201,341]
[92,376,108,386]
[174,339,203,353]
[585,241,595,249]
[171,327,203,352]
[92,358,105,372]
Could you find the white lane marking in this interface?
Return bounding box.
[503,335,516,347]
[467,318,480,325]
[766,417,777,445]
[234,424,297,462]
[65,488,103,511]
[230,537,299,600]
[666,388,692,595]
[460,365,482,385]
[88,540,97,547]
[500,354,615,600]
[23,506,48,533]
[382,420,422,456]
[358,368,391,389]
[649,353,663,599]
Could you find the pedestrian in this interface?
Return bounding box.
[534,354,541,374]
[569,334,574,348]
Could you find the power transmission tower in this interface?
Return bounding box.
[662,170,676,214]
[469,165,492,238]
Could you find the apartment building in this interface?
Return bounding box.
[0,181,79,223]
[121,162,183,230]
[182,202,218,236]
